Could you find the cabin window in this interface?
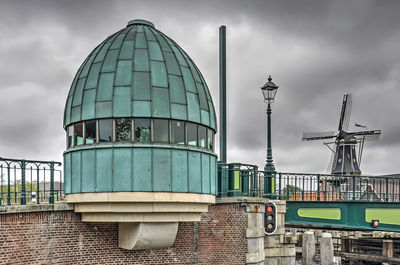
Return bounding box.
[134,118,151,143]
[198,126,207,148]
[115,118,132,142]
[85,120,96,144]
[67,125,74,148]
[74,122,84,146]
[207,129,214,150]
[153,119,169,143]
[187,123,197,146]
[99,119,113,142]
[171,121,185,145]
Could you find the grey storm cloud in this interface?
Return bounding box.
[0,0,399,175]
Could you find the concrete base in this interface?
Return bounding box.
[118,222,179,250]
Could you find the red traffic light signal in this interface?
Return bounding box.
[265,202,277,235]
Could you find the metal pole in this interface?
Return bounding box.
[219,25,227,163]
[21,160,26,205]
[264,103,276,197]
[49,161,54,204]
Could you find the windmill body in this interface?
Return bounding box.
[302,94,381,175]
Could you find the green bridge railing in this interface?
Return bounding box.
[0,157,63,205]
[217,163,400,202]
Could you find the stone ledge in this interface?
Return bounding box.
[0,202,73,214]
[216,197,269,204]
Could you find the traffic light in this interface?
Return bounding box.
[371,220,379,228]
[265,202,277,235]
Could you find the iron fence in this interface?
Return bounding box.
[217,162,400,202]
[0,157,63,205]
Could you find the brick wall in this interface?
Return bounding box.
[0,203,247,265]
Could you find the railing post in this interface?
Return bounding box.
[352,175,356,201]
[49,161,55,204]
[20,160,26,205]
[7,165,11,206]
[386,177,389,202]
[36,167,40,204]
[317,174,321,201]
[278,173,282,199]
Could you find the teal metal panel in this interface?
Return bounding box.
[113,86,131,117]
[81,89,96,120]
[201,154,210,193]
[153,149,171,191]
[171,103,188,120]
[210,156,216,194]
[132,100,151,116]
[187,93,201,123]
[70,106,81,123]
[152,87,170,118]
[64,96,72,125]
[125,27,136,40]
[85,62,102,89]
[96,73,114,101]
[201,109,210,126]
[135,32,147,48]
[94,42,111,63]
[119,40,134,60]
[110,33,126,49]
[188,151,201,193]
[115,60,132,86]
[181,67,197,93]
[133,148,152,191]
[150,61,168,88]
[187,60,201,83]
[144,27,157,41]
[64,153,71,194]
[170,45,188,67]
[113,148,132,191]
[196,82,208,110]
[95,101,112,118]
[96,149,112,191]
[71,151,81,193]
[72,78,86,107]
[81,150,95,192]
[134,49,149,71]
[101,49,119,73]
[172,150,188,192]
[209,100,216,129]
[169,75,186,104]
[154,31,173,52]
[148,42,163,61]
[79,54,96,78]
[164,52,181,76]
[132,72,151,100]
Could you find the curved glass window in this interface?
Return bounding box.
[67,126,74,148]
[207,128,214,151]
[85,120,96,144]
[134,119,151,143]
[187,123,197,146]
[66,118,215,151]
[74,122,84,146]
[171,121,185,145]
[198,126,207,148]
[99,119,113,142]
[116,118,131,142]
[153,119,169,143]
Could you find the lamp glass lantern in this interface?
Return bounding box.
[261,75,279,103]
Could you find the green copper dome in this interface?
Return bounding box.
[64,19,216,130]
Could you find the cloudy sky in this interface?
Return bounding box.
[0,0,399,175]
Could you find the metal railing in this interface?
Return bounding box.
[217,162,400,202]
[0,157,63,205]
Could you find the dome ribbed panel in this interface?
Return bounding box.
[64,23,217,131]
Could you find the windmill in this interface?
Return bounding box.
[302,94,381,175]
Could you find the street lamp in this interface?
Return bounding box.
[261,75,279,197]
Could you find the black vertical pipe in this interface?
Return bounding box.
[219,25,227,163]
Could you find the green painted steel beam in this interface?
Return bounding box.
[286,201,400,232]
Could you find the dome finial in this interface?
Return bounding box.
[127,19,154,28]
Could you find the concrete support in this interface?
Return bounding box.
[320,232,334,265]
[246,203,265,265]
[118,222,178,250]
[302,231,316,265]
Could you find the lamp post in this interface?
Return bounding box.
[261,75,279,197]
